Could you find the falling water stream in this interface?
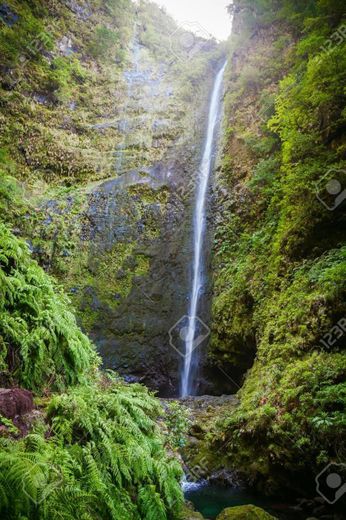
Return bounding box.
[181,62,227,397]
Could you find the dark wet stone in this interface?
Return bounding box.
[123,375,142,384]
[0,388,33,419]
[0,3,19,26]
[33,93,49,105]
[64,0,91,20]
[58,36,75,57]
[43,216,53,226]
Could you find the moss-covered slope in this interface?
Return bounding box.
[0,222,98,390]
[0,0,224,393]
[209,0,346,492]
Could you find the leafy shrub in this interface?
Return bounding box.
[88,26,119,60]
[164,401,191,448]
[0,223,99,391]
[238,64,263,90]
[248,156,279,191]
[0,5,53,67]
[0,375,184,519]
[46,57,88,102]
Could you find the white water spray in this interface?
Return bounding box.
[181,62,227,398]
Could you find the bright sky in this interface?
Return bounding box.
[151,0,232,41]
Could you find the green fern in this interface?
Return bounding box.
[0,375,184,519]
[0,212,184,520]
[138,485,167,520]
[0,223,99,391]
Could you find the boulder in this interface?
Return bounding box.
[181,504,205,519]
[216,505,277,520]
[0,388,33,419]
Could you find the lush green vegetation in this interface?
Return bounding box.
[211,0,346,489]
[0,2,198,516]
[0,222,98,390]
[2,0,346,513]
[0,220,184,517]
[0,0,134,186]
[0,0,222,348]
[0,375,184,519]
[164,401,191,449]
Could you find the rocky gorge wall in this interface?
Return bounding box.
[0,0,224,395]
[202,0,346,497]
[1,0,346,513]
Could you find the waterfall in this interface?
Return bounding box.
[181,62,227,398]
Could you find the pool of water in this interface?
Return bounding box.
[184,482,303,519]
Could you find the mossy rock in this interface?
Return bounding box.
[181,504,205,519]
[216,505,277,520]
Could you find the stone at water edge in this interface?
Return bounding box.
[216,505,277,520]
[181,503,206,519]
[181,510,205,519]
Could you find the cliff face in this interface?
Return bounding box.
[208,0,346,493]
[0,0,223,395]
[1,0,346,510]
